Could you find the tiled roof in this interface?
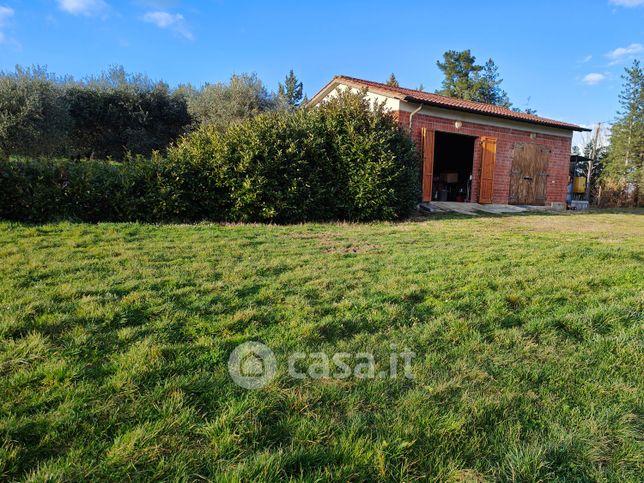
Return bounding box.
[324,75,590,132]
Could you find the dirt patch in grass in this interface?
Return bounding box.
[281,231,382,254]
[322,241,382,254]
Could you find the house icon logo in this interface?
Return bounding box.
[228,341,277,389]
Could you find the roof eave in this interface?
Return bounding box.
[404,95,591,132]
[309,76,591,133]
[306,77,340,107]
[307,76,407,107]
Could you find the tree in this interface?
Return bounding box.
[277,69,304,110]
[386,73,400,87]
[436,50,511,107]
[188,73,276,130]
[436,50,481,100]
[65,65,191,160]
[0,64,191,160]
[602,60,644,205]
[583,128,608,201]
[478,59,511,108]
[0,65,70,159]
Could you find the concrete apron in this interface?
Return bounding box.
[418,202,565,216]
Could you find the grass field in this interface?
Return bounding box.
[0,211,642,481]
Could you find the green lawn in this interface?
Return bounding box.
[1,212,642,481]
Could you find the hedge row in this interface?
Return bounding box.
[0,157,207,222]
[0,91,420,223]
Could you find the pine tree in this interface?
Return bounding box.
[436,50,481,100]
[386,73,400,87]
[436,50,512,107]
[277,69,304,110]
[478,59,511,107]
[603,60,644,205]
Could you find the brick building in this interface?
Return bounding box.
[309,76,590,206]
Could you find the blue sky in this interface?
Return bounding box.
[0,0,642,141]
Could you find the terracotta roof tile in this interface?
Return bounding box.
[332,75,590,132]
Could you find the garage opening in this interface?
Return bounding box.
[432,131,476,202]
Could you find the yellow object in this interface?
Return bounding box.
[573,176,586,194]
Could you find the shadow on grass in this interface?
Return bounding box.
[410,206,644,222]
[1,207,642,229]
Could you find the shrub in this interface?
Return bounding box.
[0,157,212,223]
[158,135,232,221]
[0,91,420,223]
[207,109,342,222]
[170,89,420,222]
[596,177,642,207]
[318,90,420,221]
[1,158,136,222]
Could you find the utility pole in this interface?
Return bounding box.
[586,123,601,203]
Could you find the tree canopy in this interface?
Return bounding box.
[436,50,511,108]
[277,69,304,110]
[0,67,303,160]
[0,66,70,159]
[386,73,400,87]
[188,73,276,130]
[601,60,643,205]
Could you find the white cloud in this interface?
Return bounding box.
[142,11,193,40]
[0,5,14,45]
[609,0,644,6]
[57,0,108,17]
[582,73,607,85]
[606,43,644,64]
[0,5,13,22]
[581,55,592,63]
[136,0,181,6]
[143,11,177,28]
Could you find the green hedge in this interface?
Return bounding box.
[0,156,227,223]
[0,91,420,223]
[2,158,141,222]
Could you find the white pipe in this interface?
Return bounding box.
[409,103,423,131]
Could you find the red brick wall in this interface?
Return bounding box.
[397,111,572,205]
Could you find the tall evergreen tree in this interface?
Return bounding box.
[603,59,644,204]
[277,69,304,110]
[436,50,512,107]
[436,50,481,100]
[479,59,511,107]
[386,73,400,87]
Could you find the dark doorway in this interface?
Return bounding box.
[432,131,476,202]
